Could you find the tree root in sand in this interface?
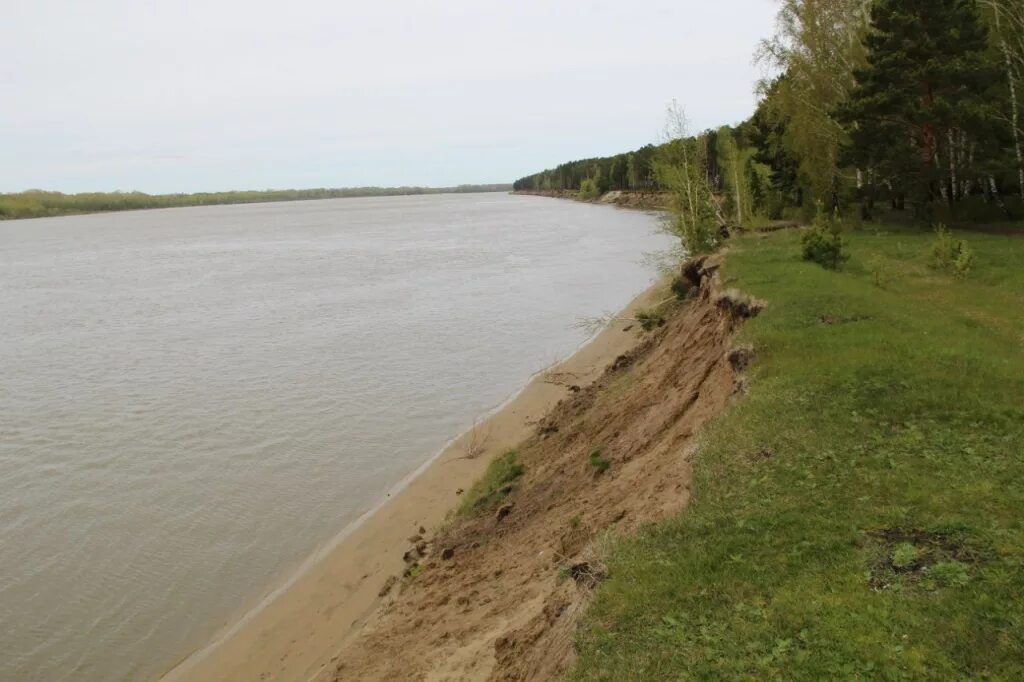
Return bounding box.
[318,256,759,682]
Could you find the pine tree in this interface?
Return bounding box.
[839,0,1002,212]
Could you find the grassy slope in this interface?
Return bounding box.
[571,226,1024,680]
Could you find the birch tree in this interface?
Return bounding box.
[717,126,754,226]
[985,0,1024,201]
[757,0,872,208]
[654,101,720,254]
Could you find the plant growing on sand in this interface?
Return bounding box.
[635,309,666,331]
[655,101,723,255]
[457,450,524,518]
[460,418,491,460]
[588,447,611,474]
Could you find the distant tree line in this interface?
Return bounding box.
[515,0,1024,231]
[512,145,660,194]
[0,184,512,220]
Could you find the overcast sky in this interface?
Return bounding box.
[2,1,777,194]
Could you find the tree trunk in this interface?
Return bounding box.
[733,164,743,225]
[990,175,1009,215]
[995,4,1024,201]
[948,128,958,205]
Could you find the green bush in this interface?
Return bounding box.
[579,178,602,201]
[929,225,974,278]
[891,542,919,569]
[928,561,970,588]
[867,255,889,288]
[588,448,611,474]
[800,209,849,270]
[636,309,666,331]
[670,276,693,300]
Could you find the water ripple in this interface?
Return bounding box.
[0,194,670,681]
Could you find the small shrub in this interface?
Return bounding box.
[800,208,849,270]
[569,515,582,529]
[867,254,895,289]
[636,309,666,331]
[953,246,974,278]
[579,178,602,201]
[404,563,424,582]
[891,542,919,570]
[458,450,524,517]
[928,225,973,279]
[670,276,693,300]
[928,561,970,588]
[589,447,611,474]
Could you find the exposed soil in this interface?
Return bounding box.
[513,189,668,211]
[319,256,759,681]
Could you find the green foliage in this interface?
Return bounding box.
[670,276,693,300]
[716,126,756,225]
[457,450,524,518]
[867,254,896,288]
[929,225,975,278]
[839,0,1002,209]
[570,225,1024,680]
[517,0,1024,223]
[578,178,602,201]
[746,78,805,215]
[757,0,868,207]
[664,209,719,255]
[890,542,920,569]
[404,563,424,582]
[800,209,849,269]
[514,145,658,193]
[0,185,512,221]
[928,561,970,588]
[588,448,611,475]
[655,106,723,254]
[635,309,666,331]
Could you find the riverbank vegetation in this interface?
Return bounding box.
[0,184,511,221]
[511,1,1024,678]
[571,224,1024,680]
[515,0,1024,239]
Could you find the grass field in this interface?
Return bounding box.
[570,225,1024,680]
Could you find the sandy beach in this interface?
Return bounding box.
[159,281,666,682]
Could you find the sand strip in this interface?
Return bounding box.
[158,281,664,682]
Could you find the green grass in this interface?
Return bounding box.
[570,225,1024,680]
[457,449,524,518]
[589,447,612,475]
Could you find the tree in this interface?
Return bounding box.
[655,102,721,254]
[717,126,754,225]
[984,0,1024,200]
[839,0,1003,213]
[747,79,805,217]
[758,0,872,209]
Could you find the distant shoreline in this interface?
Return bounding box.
[514,188,668,211]
[0,185,512,222]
